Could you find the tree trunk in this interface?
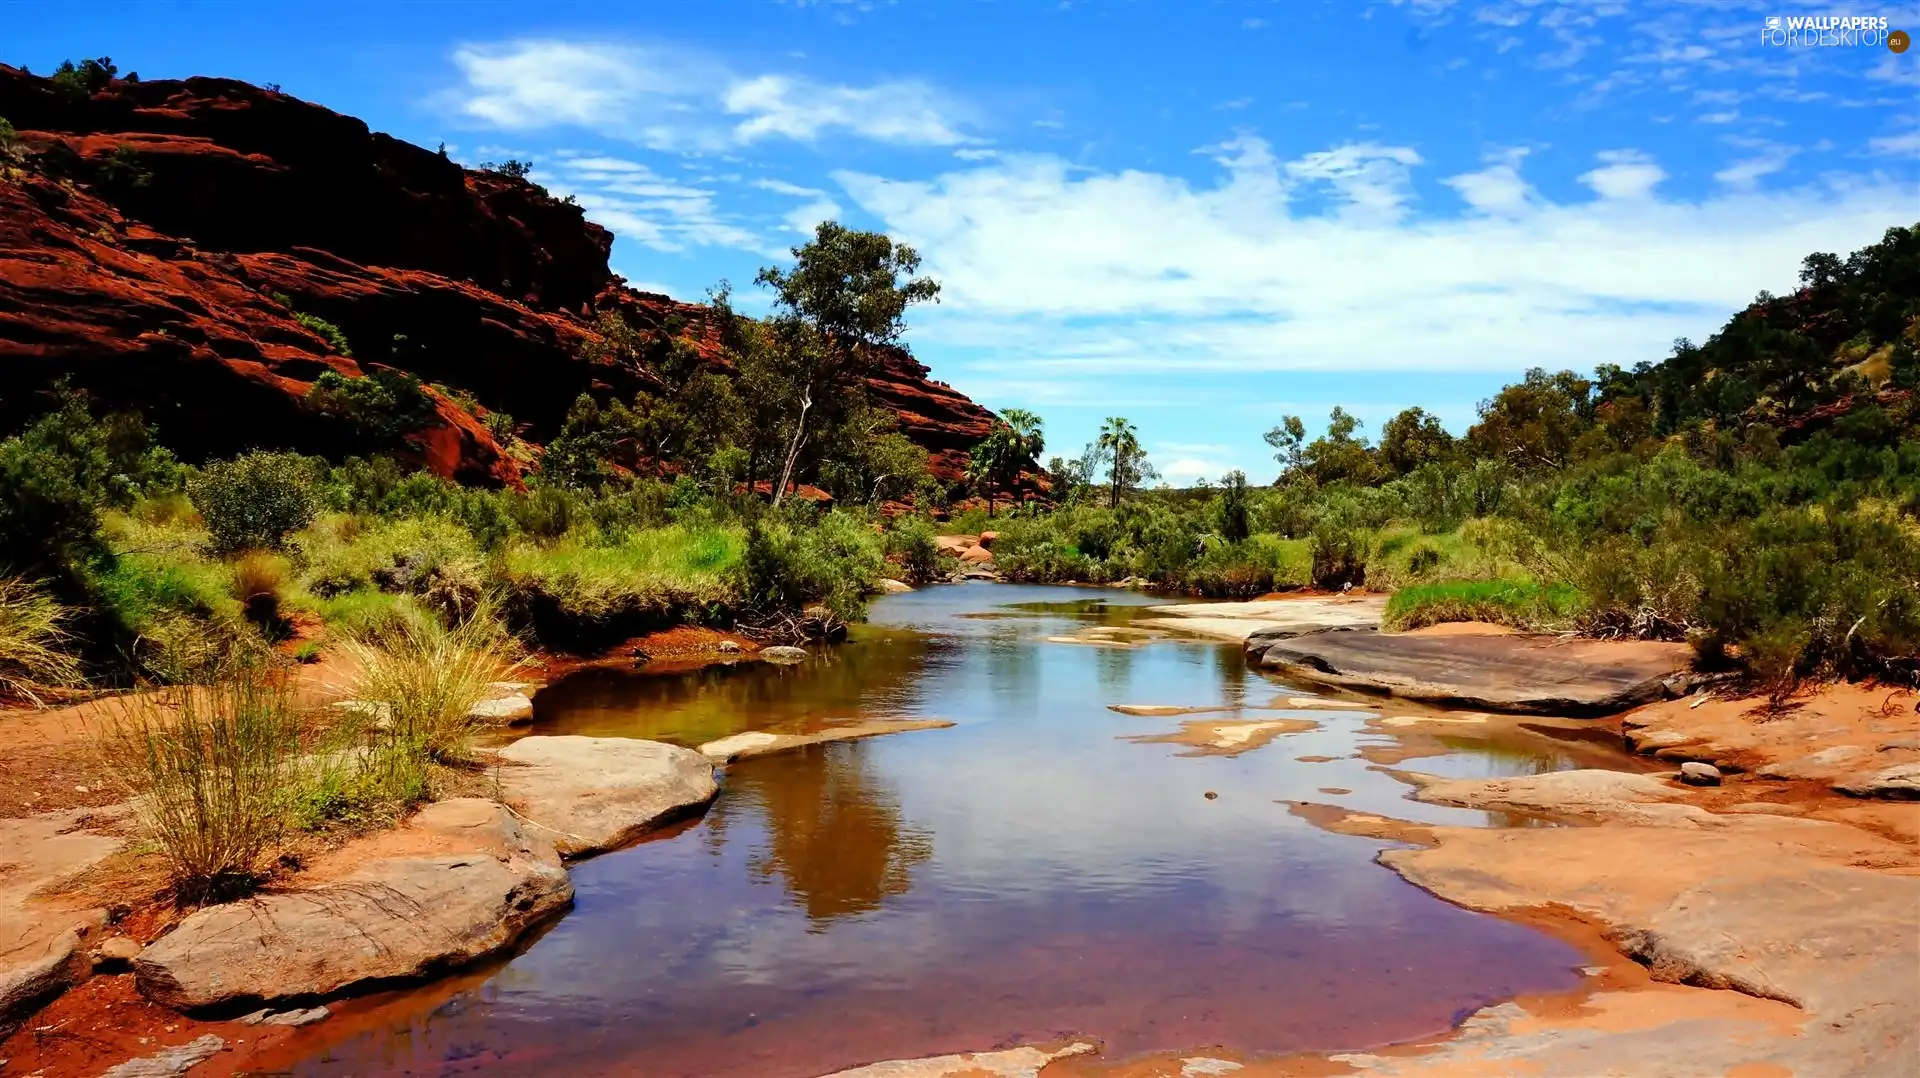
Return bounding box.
[772,391,813,508]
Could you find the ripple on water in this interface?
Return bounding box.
[280,584,1630,1078]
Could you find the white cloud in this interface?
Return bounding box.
[1869,128,1920,158]
[1159,457,1229,482]
[1579,149,1666,199]
[1713,143,1795,190]
[828,136,1914,384]
[1443,147,1535,213]
[447,39,974,149]
[545,153,760,253]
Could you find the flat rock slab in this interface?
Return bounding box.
[1251,628,1690,715]
[495,735,718,858]
[819,1042,1096,1077]
[0,807,125,1036]
[700,719,955,763]
[1123,717,1319,757]
[135,799,569,1012]
[467,693,535,724]
[99,1033,226,1077]
[1300,777,1920,1077]
[1140,595,1386,644]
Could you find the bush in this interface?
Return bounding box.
[732,512,884,634]
[293,313,353,357]
[0,391,178,576]
[189,452,322,553]
[51,57,117,98]
[885,517,942,584]
[99,665,303,904]
[0,577,82,703]
[307,369,435,445]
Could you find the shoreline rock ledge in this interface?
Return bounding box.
[495,735,719,858]
[134,799,571,1012]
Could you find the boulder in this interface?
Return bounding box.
[467,693,535,724]
[759,646,809,664]
[958,544,996,565]
[1680,761,1723,786]
[494,736,718,858]
[1833,763,1920,801]
[134,799,570,1011]
[94,935,143,968]
[878,578,915,594]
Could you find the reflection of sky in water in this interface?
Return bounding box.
[291,584,1633,1078]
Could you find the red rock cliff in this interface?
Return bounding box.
[0,65,1003,486]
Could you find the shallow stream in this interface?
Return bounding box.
[282,584,1642,1077]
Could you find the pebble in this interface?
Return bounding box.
[1203,791,1219,800]
[1680,761,1723,786]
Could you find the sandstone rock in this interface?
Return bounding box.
[1679,761,1723,786]
[699,720,955,763]
[759,646,809,664]
[1251,628,1691,716]
[467,693,535,724]
[958,544,995,565]
[95,936,143,967]
[0,808,124,1036]
[494,736,718,858]
[819,1041,1096,1077]
[1402,769,1695,825]
[100,1034,225,1078]
[878,578,914,594]
[976,530,999,548]
[1756,745,1869,780]
[134,800,570,1011]
[1833,762,1920,801]
[248,1005,330,1027]
[1134,596,1385,644]
[717,640,743,653]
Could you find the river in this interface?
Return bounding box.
[280,583,1639,1077]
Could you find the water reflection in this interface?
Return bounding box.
[710,744,934,928]
[279,583,1632,1078]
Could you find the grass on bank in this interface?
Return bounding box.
[1383,577,1587,632]
[0,577,84,704]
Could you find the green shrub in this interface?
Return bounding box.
[189,452,322,553]
[732,512,883,633]
[307,369,435,445]
[51,57,117,98]
[294,313,353,357]
[0,391,178,576]
[885,517,942,584]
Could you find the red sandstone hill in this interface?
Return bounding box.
[0,65,1001,488]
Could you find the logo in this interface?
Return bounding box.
[1760,14,1899,47]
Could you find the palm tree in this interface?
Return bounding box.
[1096,416,1149,509]
[996,409,1045,512]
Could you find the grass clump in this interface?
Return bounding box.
[1384,577,1586,632]
[334,616,511,807]
[99,664,303,904]
[0,577,83,704]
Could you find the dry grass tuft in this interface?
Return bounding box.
[98,664,303,904]
[0,576,84,705]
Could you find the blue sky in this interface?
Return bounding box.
[13,1,1919,483]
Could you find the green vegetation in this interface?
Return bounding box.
[292,312,353,357]
[0,577,82,703]
[51,56,118,98]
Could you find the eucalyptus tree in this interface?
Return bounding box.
[754,222,941,505]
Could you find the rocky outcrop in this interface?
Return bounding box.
[134,799,571,1011]
[0,807,124,1037]
[0,65,1011,487]
[1299,773,1920,1077]
[1249,627,1691,715]
[493,735,718,858]
[1138,595,1386,644]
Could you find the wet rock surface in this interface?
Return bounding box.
[699,719,956,763]
[1250,628,1691,715]
[494,735,718,858]
[134,799,571,1011]
[817,1041,1096,1077]
[1296,771,1920,1077]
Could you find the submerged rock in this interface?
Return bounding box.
[759,646,809,664]
[699,719,955,763]
[878,578,915,593]
[495,736,718,858]
[819,1041,1097,1077]
[99,1034,225,1077]
[134,800,570,1011]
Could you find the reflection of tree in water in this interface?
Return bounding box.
[537,632,936,745]
[709,743,933,929]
